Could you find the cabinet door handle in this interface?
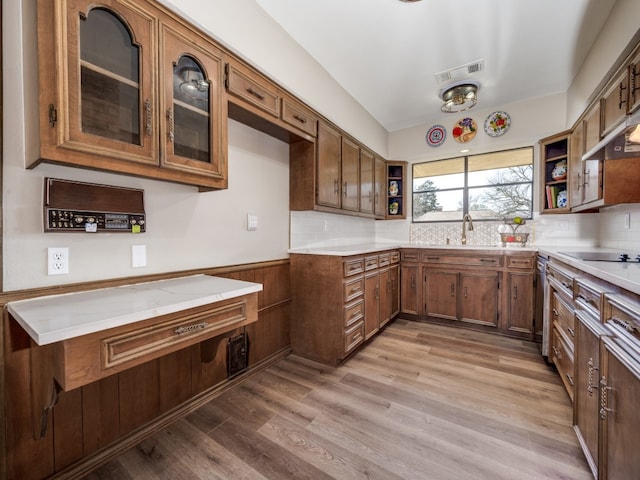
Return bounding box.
[513,285,518,300]
[567,327,575,337]
[334,178,339,195]
[167,108,174,143]
[600,376,613,419]
[343,182,348,197]
[410,274,415,290]
[618,81,628,109]
[144,99,153,136]
[566,373,574,386]
[552,345,561,359]
[587,358,599,396]
[463,286,468,299]
[451,283,455,297]
[552,308,559,317]
[246,87,265,100]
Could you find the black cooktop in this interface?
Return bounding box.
[559,251,640,262]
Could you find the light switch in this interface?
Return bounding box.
[132,245,146,268]
[247,213,258,231]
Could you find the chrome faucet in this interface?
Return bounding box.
[461,214,474,245]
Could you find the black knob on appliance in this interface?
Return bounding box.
[619,253,629,262]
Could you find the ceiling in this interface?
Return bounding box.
[255,0,618,132]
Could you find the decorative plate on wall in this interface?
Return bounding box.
[452,117,477,143]
[426,125,446,147]
[484,111,511,137]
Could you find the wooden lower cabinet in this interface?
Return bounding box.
[402,249,534,339]
[599,336,640,480]
[2,260,291,480]
[574,309,607,477]
[290,250,400,366]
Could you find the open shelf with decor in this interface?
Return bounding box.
[540,132,570,213]
[386,161,407,219]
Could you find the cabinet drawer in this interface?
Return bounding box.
[604,293,640,344]
[344,299,364,327]
[552,292,576,341]
[422,253,502,267]
[52,295,257,391]
[551,326,575,401]
[226,63,280,117]
[344,320,365,355]
[506,256,534,269]
[343,276,364,303]
[390,251,400,264]
[575,277,609,317]
[281,97,317,136]
[344,258,365,277]
[401,250,420,262]
[547,263,574,297]
[365,255,379,271]
[378,253,391,267]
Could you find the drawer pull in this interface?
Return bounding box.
[174,321,208,335]
[552,345,561,359]
[552,308,559,317]
[479,258,496,263]
[600,376,613,419]
[404,255,418,261]
[561,281,571,289]
[566,373,574,386]
[567,327,575,337]
[246,87,265,100]
[292,114,307,124]
[612,317,637,333]
[426,256,440,261]
[587,358,598,396]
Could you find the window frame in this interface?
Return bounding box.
[411,146,534,223]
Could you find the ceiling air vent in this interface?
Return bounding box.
[435,59,485,86]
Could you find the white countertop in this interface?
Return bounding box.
[289,243,537,256]
[538,247,640,296]
[7,274,263,346]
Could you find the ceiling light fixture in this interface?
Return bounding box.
[439,80,480,113]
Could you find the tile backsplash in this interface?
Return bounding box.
[290,204,640,251]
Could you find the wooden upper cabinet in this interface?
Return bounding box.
[629,49,640,114]
[341,137,360,212]
[374,156,387,218]
[46,0,158,164]
[225,62,281,118]
[281,96,318,137]
[601,69,629,137]
[359,149,375,215]
[316,122,342,208]
[569,122,585,208]
[583,102,601,155]
[160,23,227,181]
[35,0,228,189]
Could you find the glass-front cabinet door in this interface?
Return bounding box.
[160,24,227,181]
[65,0,157,164]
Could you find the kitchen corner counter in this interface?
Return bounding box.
[539,247,640,296]
[7,274,263,345]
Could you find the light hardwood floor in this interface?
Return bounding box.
[83,319,592,480]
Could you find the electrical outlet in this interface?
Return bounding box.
[47,247,69,275]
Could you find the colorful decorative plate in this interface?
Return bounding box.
[452,117,477,143]
[484,111,511,137]
[426,125,446,147]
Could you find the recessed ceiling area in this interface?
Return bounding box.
[255,0,617,132]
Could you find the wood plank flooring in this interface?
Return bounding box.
[83,319,592,480]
